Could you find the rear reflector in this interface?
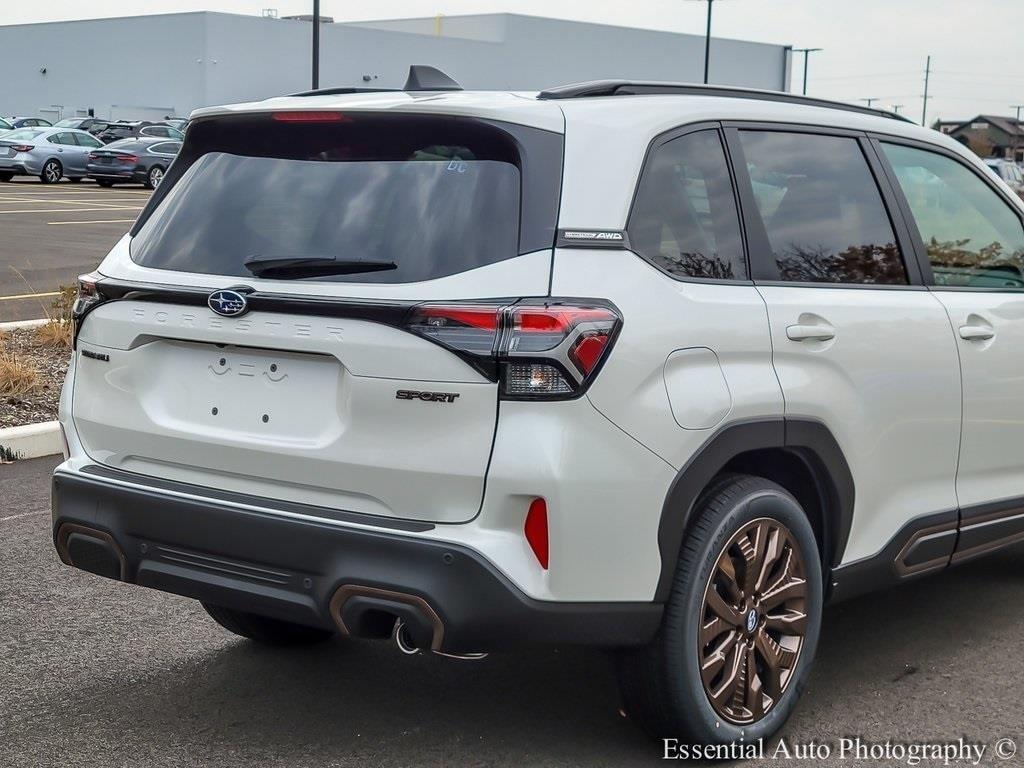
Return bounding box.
[524,498,549,569]
[272,111,352,123]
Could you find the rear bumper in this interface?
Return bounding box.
[86,165,144,181]
[0,162,28,175]
[51,467,662,653]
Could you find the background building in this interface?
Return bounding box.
[0,11,792,121]
[946,115,1024,162]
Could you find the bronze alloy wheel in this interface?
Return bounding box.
[699,517,808,725]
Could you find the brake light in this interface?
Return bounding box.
[524,498,549,570]
[118,154,138,164]
[11,144,33,152]
[88,153,99,161]
[272,111,352,123]
[405,300,621,399]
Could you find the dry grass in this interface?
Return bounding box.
[0,347,40,397]
[32,285,77,350]
[34,319,73,350]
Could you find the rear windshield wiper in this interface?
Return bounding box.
[243,254,398,279]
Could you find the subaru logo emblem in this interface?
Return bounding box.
[208,289,249,317]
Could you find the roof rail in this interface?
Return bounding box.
[291,65,462,98]
[537,80,913,123]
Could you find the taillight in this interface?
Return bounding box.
[11,144,34,152]
[118,154,139,164]
[88,152,99,161]
[272,111,352,123]
[405,300,621,400]
[72,274,105,347]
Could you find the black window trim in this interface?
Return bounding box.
[624,120,755,286]
[721,120,925,291]
[868,133,1024,294]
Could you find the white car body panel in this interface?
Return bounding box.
[59,85,1024,605]
[755,286,962,562]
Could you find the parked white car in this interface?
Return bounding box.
[52,67,1024,750]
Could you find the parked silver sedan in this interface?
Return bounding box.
[0,126,106,184]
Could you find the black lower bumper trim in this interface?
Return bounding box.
[52,469,662,652]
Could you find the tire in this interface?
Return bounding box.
[145,165,165,190]
[615,474,823,746]
[202,602,334,646]
[40,159,62,184]
[0,172,12,183]
[96,179,115,188]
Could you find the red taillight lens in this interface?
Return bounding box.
[524,498,549,570]
[405,300,621,400]
[406,304,503,356]
[118,154,138,164]
[569,333,611,375]
[11,144,34,152]
[272,111,351,123]
[88,152,99,161]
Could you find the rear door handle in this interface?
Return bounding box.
[786,323,835,342]
[958,325,995,341]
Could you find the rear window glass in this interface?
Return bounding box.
[131,113,562,284]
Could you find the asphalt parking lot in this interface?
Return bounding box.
[0,178,150,322]
[2,455,1023,767]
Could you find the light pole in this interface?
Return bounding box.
[686,0,726,84]
[891,104,905,114]
[792,47,822,96]
[311,0,320,90]
[860,97,879,108]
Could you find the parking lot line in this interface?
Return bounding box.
[47,219,135,225]
[0,206,144,214]
[0,291,60,302]
[0,196,146,206]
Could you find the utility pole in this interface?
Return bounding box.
[792,47,822,96]
[892,104,904,114]
[1012,105,1024,163]
[860,97,879,108]
[311,0,320,90]
[921,55,932,127]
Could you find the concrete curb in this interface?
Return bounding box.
[0,421,63,462]
[0,318,50,332]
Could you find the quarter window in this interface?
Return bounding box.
[739,131,907,285]
[883,144,1024,289]
[628,129,747,280]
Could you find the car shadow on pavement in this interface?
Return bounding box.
[8,543,1023,767]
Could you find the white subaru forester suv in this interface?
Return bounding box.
[53,67,1024,747]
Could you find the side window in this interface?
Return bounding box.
[739,131,907,285]
[75,133,103,148]
[881,143,1024,288]
[628,129,747,280]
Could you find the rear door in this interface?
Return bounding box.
[727,126,963,565]
[73,110,564,524]
[878,140,1024,557]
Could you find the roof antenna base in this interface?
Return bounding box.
[404,65,462,92]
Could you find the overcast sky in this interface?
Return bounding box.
[5,1,1023,122]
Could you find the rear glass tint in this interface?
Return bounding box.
[131,113,563,284]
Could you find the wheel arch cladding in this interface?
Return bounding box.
[655,418,854,601]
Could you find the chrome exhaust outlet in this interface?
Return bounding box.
[392,620,488,660]
[393,620,423,655]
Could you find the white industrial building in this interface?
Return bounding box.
[0,11,793,121]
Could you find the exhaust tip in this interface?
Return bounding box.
[393,620,423,655]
